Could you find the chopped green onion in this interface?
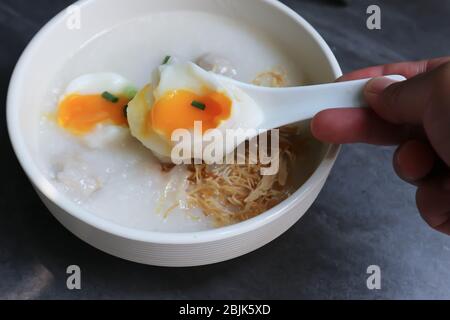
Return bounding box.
[191,100,206,111]
[102,91,119,103]
[162,55,171,65]
[123,104,129,118]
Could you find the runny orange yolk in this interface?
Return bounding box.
[149,90,232,138]
[57,94,130,135]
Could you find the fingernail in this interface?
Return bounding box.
[365,77,397,95]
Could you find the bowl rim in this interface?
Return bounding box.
[7,0,342,245]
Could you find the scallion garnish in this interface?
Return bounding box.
[102,91,119,103]
[191,100,206,111]
[162,55,171,65]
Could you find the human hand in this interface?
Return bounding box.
[311,57,450,235]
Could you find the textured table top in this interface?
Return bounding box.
[1,0,449,300]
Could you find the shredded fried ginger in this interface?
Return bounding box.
[186,129,297,227]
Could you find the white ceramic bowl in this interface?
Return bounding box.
[7,0,341,266]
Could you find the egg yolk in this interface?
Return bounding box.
[149,90,232,138]
[57,94,130,135]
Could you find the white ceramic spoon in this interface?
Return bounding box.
[227,74,406,130]
[210,74,406,156]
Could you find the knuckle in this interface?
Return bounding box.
[416,186,435,228]
[415,187,426,216]
[382,82,403,111]
[432,62,450,103]
[416,181,450,233]
[425,63,450,141]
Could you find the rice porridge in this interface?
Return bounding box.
[37,11,321,232]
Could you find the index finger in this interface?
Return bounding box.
[338,56,450,81]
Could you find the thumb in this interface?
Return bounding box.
[365,62,450,165]
[364,72,436,125]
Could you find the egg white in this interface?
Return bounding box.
[61,73,137,149]
[128,61,263,162]
[63,73,136,97]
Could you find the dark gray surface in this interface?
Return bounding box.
[1,0,450,300]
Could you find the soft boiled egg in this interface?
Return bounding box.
[57,73,137,136]
[127,61,262,163]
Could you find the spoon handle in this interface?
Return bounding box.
[254,74,406,129]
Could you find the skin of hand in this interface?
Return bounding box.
[311,57,450,235]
